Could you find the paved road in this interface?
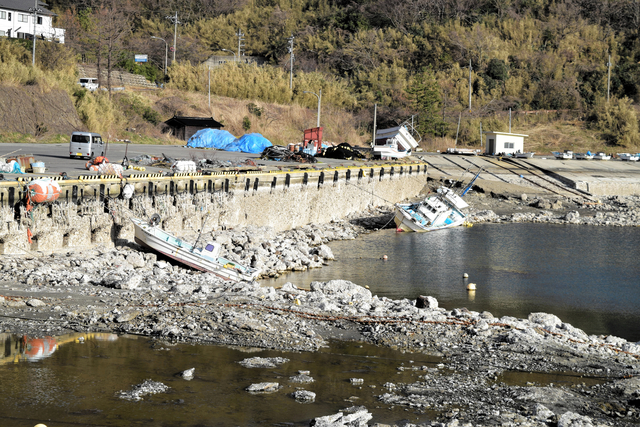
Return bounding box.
[0,142,373,176]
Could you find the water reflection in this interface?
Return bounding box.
[262,223,640,341]
[0,334,440,427]
[1,332,118,364]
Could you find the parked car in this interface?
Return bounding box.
[78,78,99,91]
[69,131,104,159]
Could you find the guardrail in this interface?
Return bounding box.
[0,163,428,209]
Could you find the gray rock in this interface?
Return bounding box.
[316,244,335,260]
[126,252,146,268]
[181,368,195,380]
[238,357,290,368]
[117,379,170,401]
[245,382,280,393]
[557,411,594,427]
[310,280,372,302]
[528,312,562,329]
[118,274,142,290]
[292,390,316,403]
[26,299,46,307]
[310,406,372,427]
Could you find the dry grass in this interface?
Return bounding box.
[141,88,369,146]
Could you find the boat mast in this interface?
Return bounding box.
[191,214,210,251]
[461,168,483,196]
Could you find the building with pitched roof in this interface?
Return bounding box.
[0,0,64,43]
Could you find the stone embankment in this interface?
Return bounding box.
[466,193,640,227]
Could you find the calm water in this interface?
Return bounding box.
[263,223,640,342]
[0,333,440,426]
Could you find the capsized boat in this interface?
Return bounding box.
[131,216,260,282]
[394,169,482,233]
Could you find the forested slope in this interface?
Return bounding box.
[2,0,640,150]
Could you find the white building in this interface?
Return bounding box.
[484,131,528,155]
[0,0,65,43]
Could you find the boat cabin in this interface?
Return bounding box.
[198,242,221,260]
[373,125,419,159]
[484,131,528,155]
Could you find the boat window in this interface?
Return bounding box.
[205,244,215,252]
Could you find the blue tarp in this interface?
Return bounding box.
[187,129,237,150]
[235,133,273,154]
[187,129,273,154]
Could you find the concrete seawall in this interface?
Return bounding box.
[0,163,428,254]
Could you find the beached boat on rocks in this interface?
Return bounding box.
[131,216,260,282]
[394,169,482,232]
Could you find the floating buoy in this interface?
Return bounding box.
[28,179,61,203]
[466,283,476,291]
[463,273,469,278]
[382,255,388,261]
[34,424,48,427]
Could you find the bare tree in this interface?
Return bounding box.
[90,0,135,95]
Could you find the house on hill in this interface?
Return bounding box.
[0,0,65,43]
[164,116,224,141]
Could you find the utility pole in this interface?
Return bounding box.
[468,58,473,111]
[371,103,377,147]
[165,12,181,64]
[236,29,245,60]
[288,34,294,90]
[29,0,42,67]
[607,54,612,102]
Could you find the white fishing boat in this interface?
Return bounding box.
[394,169,481,233]
[593,152,611,160]
[514,151,535,158]
[575,152,595,160]
[617,153,640,161]
[131,216,260,282]
[552,150,573,160]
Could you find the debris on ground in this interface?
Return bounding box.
[318,143,366,160]
[261,146,317,163]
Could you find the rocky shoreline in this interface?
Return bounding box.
[1,190,640,426]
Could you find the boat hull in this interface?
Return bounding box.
[393,204,466,233]
[131,218,259,282]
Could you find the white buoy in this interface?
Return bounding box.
[382,255,388,261]
[466,283,476,291]
[463,273,469,278]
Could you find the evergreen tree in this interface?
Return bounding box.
[406,68,443,137]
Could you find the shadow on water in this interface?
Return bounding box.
[0,333,443,426]
[261,223,640,342]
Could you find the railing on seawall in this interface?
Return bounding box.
[0,163,428,209]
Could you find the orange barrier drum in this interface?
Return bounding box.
[28,179,61,203]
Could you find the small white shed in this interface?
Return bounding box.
[484,131,528,155]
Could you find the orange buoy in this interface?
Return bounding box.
[27,179,61,203]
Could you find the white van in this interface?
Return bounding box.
[69,131,105,159]
[78,78,99,91]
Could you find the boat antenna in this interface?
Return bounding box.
[191,214,210,251]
